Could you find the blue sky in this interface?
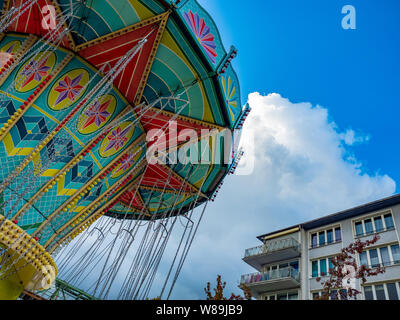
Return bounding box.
[201,0,400,188]
[165,0,400,299]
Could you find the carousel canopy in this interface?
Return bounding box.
[0,0,243,252]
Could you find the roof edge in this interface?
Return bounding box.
[256,193,400,242]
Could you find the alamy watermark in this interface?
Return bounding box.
[41,5,57,30]
[342,5,356,30]
[25,264,56,291]
[0,52,12,67]
[146,121,254,176]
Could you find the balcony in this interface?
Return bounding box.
[240,267,300,299]
[243,238,301,270]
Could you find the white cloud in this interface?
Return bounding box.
[239,92,395,218]
[339,129,371,146]
[169,92,396,299]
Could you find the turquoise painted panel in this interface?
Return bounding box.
[58,0,144,45]
[179,0,226,67]
[220,64,242,128]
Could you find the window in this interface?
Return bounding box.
[328,257,333,273]
[264,260,299,279]
[330,290,338,300]
[311,257,335,278]
[270,265,277,277]
[312,292,320,300]
[319,232,325,246]
[268,291,298,300]
[290,261,299,277]
[363,283,400,300]
[335,227,341,241]
[280,264,289,278]
[374,216,383,232]
[369,249,379,268]
[360,251,368,266]
[364,286,374,300]
[364,219,373,235]
[387,283,399,300]
[310,226,341,248]
[277,293,287,300]
[384,214,394,229]
[312,261,318,278]
[375,285,386,300]
[360,243,400,267]
[391,244,400,264]
[379,247,390,266]
[288,293,298,300]
[327,229,333,244]
[354,212,395,237]
[290,261,299,270]
[265,265,277,280]
[311,233,317,248]
[339,289,348,300]
[311,289,348,300]
[355,222,363,237]
[328,257,334,273]
[320,259,327,276]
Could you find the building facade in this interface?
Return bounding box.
[240,195,400,300]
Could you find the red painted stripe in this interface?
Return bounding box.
[79,23,160,104]
[141,164,192,192]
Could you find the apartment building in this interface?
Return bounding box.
[240,194,400,300]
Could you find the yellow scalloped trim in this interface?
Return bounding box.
[0,215,58,292]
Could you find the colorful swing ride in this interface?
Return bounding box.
[0,0,248,300]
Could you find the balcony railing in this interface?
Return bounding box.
[244,238,300,258]
[240,266,300,285]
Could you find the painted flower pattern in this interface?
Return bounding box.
[104,126,131,152]
[221,76,239,123]
[20,56,51,88]
[82,98,112,129]
[6,44,15,54]
[54,73,84,105]
[183,10,217,64]
[120,153,138,171]
[115,151,140,176]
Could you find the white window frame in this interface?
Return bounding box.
[310,256,336,278]
[352,210,395,238]
[309,224,342,249]
[311,291,321,300]
[262,258,300,273]
[363,281,400,300]
[264,289,299,300]
[359,242,400,268]
[310,289,348,300]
